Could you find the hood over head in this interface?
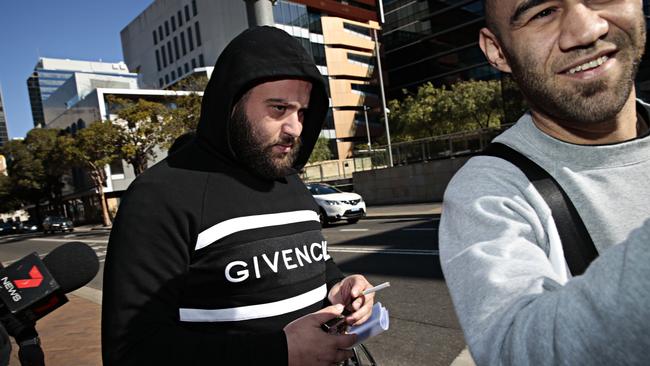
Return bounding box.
[195,26,329,173]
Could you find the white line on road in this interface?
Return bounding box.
[339,229,369,232]
[29,238,108,244]
[402,228,438,231]
[329,247,438,256]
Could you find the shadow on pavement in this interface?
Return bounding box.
[325,219,444,280]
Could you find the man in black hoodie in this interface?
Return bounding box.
[102,26,375,365]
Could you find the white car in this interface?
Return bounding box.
[306,183,366,226]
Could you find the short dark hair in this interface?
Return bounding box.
[483,0,501,38]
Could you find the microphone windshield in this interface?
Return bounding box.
[42,242,100,293]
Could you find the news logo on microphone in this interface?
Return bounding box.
[0,253,67,320]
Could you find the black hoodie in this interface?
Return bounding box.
[102,27,343,365]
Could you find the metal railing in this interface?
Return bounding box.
[301,125,512,182]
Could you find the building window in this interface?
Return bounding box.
[177,66,183,76]
[153,30,158,45]
[110,159,125,176]
[165,74,170,84]
[167,41,173,63]
[155,49,161,71]
[184,63,189,73]
[180,31,187,55]
[192,0,197,16]
[187,26,194,51]
[194,22,202,47]
[159,78,164,87]
[77,119,86,129]
[165,21,170,36]
[161,45,168,67]
[158,26,164,41]
[351,83,378,97]
[199,54,205,67]
[171,70,176,80]
[178,10,183,26]
[191,58,197,68]
[347,52,374,67]
[174,36,180,60]
[171,16,176,32]
[343,22,371,39]
[185,5,190,21]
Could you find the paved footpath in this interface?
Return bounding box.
[8,288,102,366]
[6,202,477,366]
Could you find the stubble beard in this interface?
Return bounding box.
[505,21,646,125]
[229,104,302,180]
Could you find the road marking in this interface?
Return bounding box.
[29,238,108,244]
[402,228,437,231]
[329,247,438,256]
[339,229,369,232]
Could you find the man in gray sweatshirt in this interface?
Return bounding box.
[439,0,650,365]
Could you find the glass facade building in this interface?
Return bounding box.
[382,0,496,99]
[27,69,75,128]
[383,0,650,102]
[0,87,8,146]
[27,58,132,128]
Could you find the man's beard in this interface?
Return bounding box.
[506,21,646,125]
[229,105,302,180]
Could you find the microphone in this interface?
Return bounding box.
[0,242,99,366]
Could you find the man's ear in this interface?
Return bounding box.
[479,27,512,73]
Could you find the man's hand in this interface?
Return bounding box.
[284,304,357,366]
[328,275,375,326]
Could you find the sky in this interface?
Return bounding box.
[0,0,154,139]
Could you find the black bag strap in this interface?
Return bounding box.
[481,142,598,276]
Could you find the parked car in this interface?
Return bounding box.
[19,220,41,233]
[306,183,366,226]
[42,216,74,234]
[0,222,20,235]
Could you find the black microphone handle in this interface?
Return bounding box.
[18,340,44,366]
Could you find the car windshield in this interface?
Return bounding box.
[50,217,69,223]
[308,185,341,195]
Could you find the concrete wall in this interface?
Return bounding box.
[352,157,471,205]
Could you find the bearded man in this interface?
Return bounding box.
[102,27,374,366]
[439,0,650,365]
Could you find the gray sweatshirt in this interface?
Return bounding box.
[439,104,650,366]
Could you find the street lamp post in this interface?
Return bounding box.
[243,0,275,27]
[363,105,372,152]
[373,28,393,167]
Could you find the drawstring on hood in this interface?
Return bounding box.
[195,26,329,173]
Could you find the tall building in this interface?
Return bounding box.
[120,0,248,89]
[272,0,380,159]
[382,0,494,99]
[121,0,381,159]
[0,86,8,147]
[43,71,138,127]
[27,58,133,128]
[381,0,650,102]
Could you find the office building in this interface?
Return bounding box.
[120,0,248,89]
[382,0,650,102]
[46,86,199,223]
[382,0,494,99]
[27,58,133,128]
[122,0,381,159]
[272,0,381,159]
[43,72,138,127]
[0,86,8,146]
